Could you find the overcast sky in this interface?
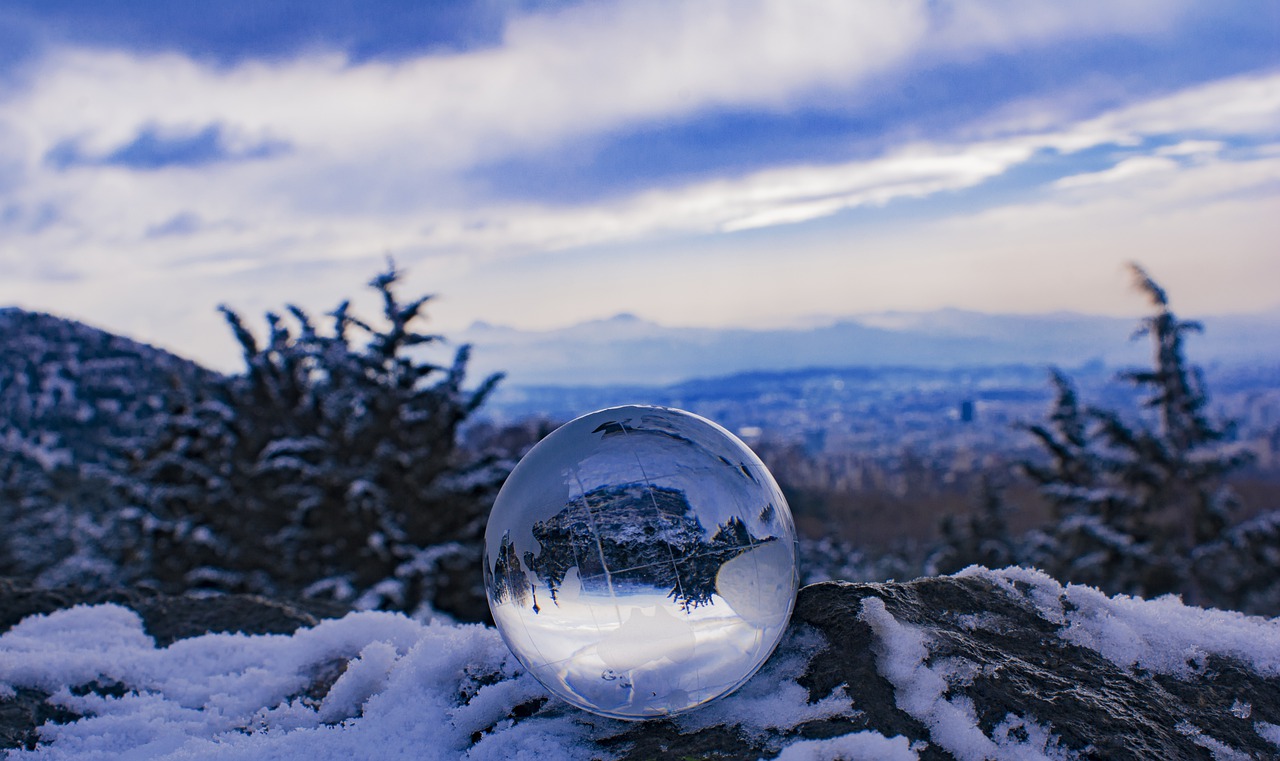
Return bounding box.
[1,1,1277,371]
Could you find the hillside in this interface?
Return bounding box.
[0,308,220,584]
[0,307,218,465]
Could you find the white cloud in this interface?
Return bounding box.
[15,70,1273,285]
[400,141,1038,252]
[1052,155,1179,189]
[1155,140,1224,157]
[0,0,936,292]
[398,69,1280,256]
[6,1,932,177]
[0,3,1224,226]
[1040,71,1280,153]
[0,0,1274,370]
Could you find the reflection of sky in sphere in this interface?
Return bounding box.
[484,405,799,720]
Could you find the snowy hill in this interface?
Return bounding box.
[0,309,222,585]
[3,570,1278,760]
[0,307,217,464]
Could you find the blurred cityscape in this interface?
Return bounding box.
[479,362,1280,544]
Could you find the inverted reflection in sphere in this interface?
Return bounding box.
[483,405,799,720]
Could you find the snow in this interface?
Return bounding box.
[5,568,1279,759]
[0,606,537,761]
[960,566,1280,678]
[670,627,853,738]
[770,731,917,761]
[1257,721,1280,748]
[956,566,1280,757]
[1175,721,1251,761]
[0,602,888,760]
[858,597,1072,761]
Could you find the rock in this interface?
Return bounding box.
[787,574,1280,760]
[0,688,77,752]
[0,578,346,647]
[2,569,1278,759]
[599,571,1280,759]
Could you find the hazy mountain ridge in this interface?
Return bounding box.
[458,308,1280,387]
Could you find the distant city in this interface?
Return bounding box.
[476,336,1280,473]
[477,361,1280,539]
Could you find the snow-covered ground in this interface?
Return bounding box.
[2,568,1278,760]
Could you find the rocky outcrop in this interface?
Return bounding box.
[3,570,1278,759]
[605,570,1280,759]
[786,574,1280,759]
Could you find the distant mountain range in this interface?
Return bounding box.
[5,304,1279,422]
[456,308,1280,387]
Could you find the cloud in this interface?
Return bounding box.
[0,198,58,234]
[5,0,1216,184]
[45,123,289,171]
[0,0,523,70]
[1052,156,1180,189]
[865,153,1280,316]
[392,72,1280,255]
[2,66,1276,294]
[407,141,1039,253]
[421,150,1280,353]
[926,0,1179,56]
[145,211,203,238]
[3,2,931,182]
[1041,72,1280,154]
[1155,140,1224,157]
[0,1,1275,371]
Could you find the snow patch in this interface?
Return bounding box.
[674,627,850,738]
[315,641,399,724]
[1175,721,1250,761]
[1,604,865,759]
[960,567,1280,678]
[771,730,917,761]
[859,596,1071,761]
[0,605,599,760]
[6,571,1280,758]
[1256,721,1280,749]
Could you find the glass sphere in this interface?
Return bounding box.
[483,405,799,720]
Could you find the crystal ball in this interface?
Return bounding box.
[483,405,799,720]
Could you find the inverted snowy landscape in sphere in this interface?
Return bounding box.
[483,405,799,720]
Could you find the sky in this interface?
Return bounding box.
[0,0,1277,372]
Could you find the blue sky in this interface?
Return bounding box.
[0,1,1277,371]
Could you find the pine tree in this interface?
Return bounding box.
[1192,512,1280,615]
[115,261,506,620]
[1018,264,1252,601]
[1119,267,1250,547]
